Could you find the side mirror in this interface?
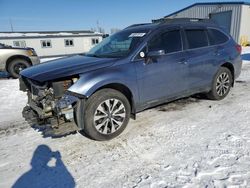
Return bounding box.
[139,50,165,59]
[147,50,165,57]
[139,51,146,58]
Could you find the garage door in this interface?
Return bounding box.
[210,11,232,34]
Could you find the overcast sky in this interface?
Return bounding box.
[0,0,249,33]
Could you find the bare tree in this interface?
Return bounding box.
[97,27,105,34]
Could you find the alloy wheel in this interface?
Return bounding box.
[93,98,126,135]
[216,72,230,96]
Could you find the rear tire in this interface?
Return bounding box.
[206,67,233,100]
[80,89,131,141]
[8,58,30,78]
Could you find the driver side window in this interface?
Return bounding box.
[148,30,182,54]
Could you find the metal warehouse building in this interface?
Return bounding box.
[154,1,250,44]
[0,30,103,57]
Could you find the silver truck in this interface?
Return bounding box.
[0,43,40,78]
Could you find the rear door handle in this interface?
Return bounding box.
[214,51,220,56]
[178,58,188,65]
[214,47,225,56]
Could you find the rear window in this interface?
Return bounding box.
[207,29,229,45]
[185,29,208,49]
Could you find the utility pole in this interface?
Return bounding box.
[96,20,100,33]
[9,18,14,32]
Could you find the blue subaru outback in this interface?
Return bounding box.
[20,19,242,140]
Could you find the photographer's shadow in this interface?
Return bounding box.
[12,145,75,188]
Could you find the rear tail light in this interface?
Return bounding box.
[235,44,242,54]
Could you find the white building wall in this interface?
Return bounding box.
[0,36,102,57]
[239,5,250,43]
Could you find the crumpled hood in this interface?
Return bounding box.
[20,55,117,82]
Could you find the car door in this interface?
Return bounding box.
[134,28,189,105]
[183,27,216,90]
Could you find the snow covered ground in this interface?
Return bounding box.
[0,49,250,188]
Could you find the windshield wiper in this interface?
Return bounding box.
[85,54,102,58]
[98,51,128,58]
[85,53,121,58]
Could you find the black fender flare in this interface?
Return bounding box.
[75,99,86,130]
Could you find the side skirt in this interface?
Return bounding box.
[135,86,211,113]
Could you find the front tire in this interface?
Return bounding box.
[8,58,30,78]
[81,89,131,141]
[206,67,233,100]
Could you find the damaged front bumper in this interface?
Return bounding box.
[20,77,85,137]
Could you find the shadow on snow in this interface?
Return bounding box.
[12,145,75,188]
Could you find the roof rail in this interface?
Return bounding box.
[125,23,152,29]
[153,18,216,25]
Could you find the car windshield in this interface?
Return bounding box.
[85,29,149,58]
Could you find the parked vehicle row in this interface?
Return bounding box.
[19,19,242,141]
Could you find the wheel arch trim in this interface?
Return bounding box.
[68,77,138,119]
[73,82,136,130]
[220,62,235,86]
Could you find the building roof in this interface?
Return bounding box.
[164,1,250,18]
[0,30,95,34]
[0,30,103,40]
